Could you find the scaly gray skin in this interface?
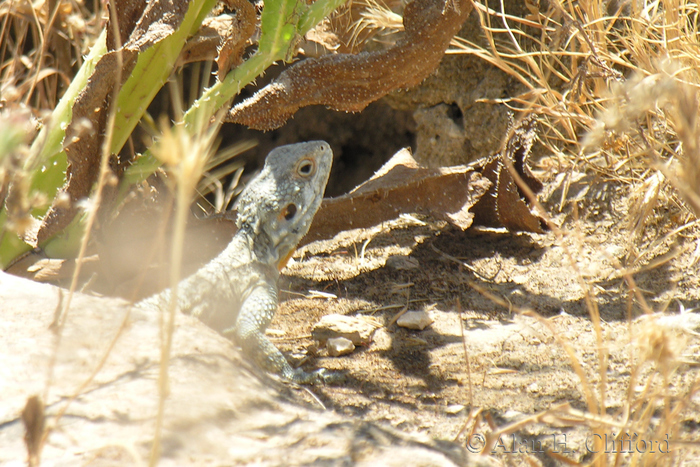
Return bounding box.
[138,141,334,384]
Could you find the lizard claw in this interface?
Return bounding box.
[314,368,345,384]
[293,368,344,385]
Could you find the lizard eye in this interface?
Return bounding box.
[281,203,297,221]
[297,158,316,177]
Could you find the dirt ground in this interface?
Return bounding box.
[271,170,700,465]
[2,159,700,466]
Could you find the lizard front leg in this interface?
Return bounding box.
[225,282,330,384]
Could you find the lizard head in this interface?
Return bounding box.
[235,141,333,267]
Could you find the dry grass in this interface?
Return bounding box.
[0,0,104,110]
[147,111,220,465]
[353,0,700,464]
[450,1,700,464]
[2,4,221,465]
[3,0,700,465]
[449,0,700,221]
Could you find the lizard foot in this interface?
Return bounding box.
[292,368,344,385]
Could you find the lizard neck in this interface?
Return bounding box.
[231,224,282,268]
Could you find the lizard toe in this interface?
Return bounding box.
[293,368,344,385]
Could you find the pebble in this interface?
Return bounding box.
[327,337,356,356]
[397,311,433,330]
[444,404,466,415]
[385,255,420,270]
[312,314,380,345]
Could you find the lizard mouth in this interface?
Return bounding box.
[269,190,324,262]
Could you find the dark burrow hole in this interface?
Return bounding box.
[217,101,417,198]
[142,62,418,204]
[447,102,463,126]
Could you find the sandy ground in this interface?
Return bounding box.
[273,171,700,465]
[2,168,700,466]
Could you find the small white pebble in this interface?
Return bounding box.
[445,404,465,415]
[312,314,379,345]
[327,337,355,357]
[397,311,433,330]
[385,255,420,270]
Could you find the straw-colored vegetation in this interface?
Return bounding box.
[2,0,700,465]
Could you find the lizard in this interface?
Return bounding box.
[137,141,334,384]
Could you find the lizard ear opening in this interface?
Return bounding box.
[281,203,297,221]
[296,158,316,177]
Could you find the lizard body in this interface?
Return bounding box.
[138,141,333,384]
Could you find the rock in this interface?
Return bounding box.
[652,311,700,333]
[503,410,525,422]
[385,255,420,270]
[312,314,380,345]
[445,404,466,415]
[397,311,433,330]
[0,272,484,466]
[327,337,356,357]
